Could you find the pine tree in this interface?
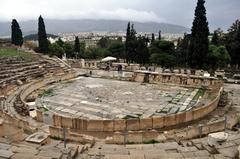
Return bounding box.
[38,15,49,53]
[11,19,23,46]
[189,0,209,69]
[158,30,162,40]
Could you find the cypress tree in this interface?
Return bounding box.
[151,33,155,44]
[125,22,131,63]
[130,24,137,62]
[158,30,162,40]
[74,36,80,58]
[130,24,137,40]
[38,15,49,53]
[74,36,80,53]
[189,0,209,69]
[11,19,23,46]
[176,34,191,66]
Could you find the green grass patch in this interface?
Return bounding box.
[208,94,217,100]
[143,139,159,144]
[43,107,49,112]
[193,89,206,101]
[50,136,63,141]
[0,48,33,59]
[39,88,54,97]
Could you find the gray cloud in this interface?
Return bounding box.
[0,0,239,31]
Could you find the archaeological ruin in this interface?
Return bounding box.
[0,47,240,159]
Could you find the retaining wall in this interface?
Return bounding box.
[110,112,238,144]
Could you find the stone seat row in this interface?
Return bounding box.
[0,69,46,86]
[0,65,40,76]
[0,58,26,64]
[0,61,44,69]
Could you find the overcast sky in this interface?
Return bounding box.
[0,0,239,31]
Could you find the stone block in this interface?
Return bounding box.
[0,143,11,150]
[164,115,176,126]
[105,154,130,159]
[103,120,114,132]
[139,118,153,130]
[37,150,63,159]
[208,132,228,146]
[0,149,14,158]
[113,132,125,144]
[152,117,164,129]
[36,110,43,122]
[129,154,145,159]
[11,146,38,155]
[127,131,143,143]
[127,119,140,131]
[114,120,126,131]
[52,115,62,127]
[11,153,35,159]
[142,130,158,143]
[185,111,193,122]
[61,116,73,128]
[193,150,210,157]
[87,120,103,131]
[133,73,145,82]
[175,113,186,124]
[218,146,238,158]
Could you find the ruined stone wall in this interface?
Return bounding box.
[110,112,238,144]
[49,126,94,144]
[133,71,222,88]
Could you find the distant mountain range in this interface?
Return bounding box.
[0,19,190,36]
